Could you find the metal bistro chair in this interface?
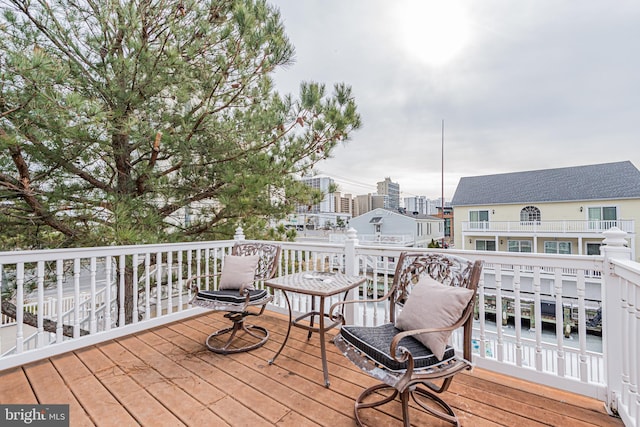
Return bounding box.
[187,242,281,354]
[331,252,483,426]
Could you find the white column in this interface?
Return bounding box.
[600,227,632,414]
[578,237,583,255]
[343,228,359,324]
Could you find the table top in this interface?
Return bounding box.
[265,271,366,297]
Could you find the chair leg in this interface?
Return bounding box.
[411,385,459,426]
[354,384,399,426]
[353,382,460,427]
[400,389,411,427]
[204,314,269,354]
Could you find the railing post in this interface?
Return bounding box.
[344,228,359,324]
[234,226,245,241]
[600,227,632,414]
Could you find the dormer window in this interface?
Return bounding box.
[520,206,541,224]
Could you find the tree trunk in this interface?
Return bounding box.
[115,264,136,325]
[1,300,89,338]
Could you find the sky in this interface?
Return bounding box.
[269,0,640,201]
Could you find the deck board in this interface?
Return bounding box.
[0,311,623,426]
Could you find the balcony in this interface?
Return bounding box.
[462,219,636,235]
[0,228,637,426]
[353,233,415,246]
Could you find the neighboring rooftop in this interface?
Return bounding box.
[383,207,441,220]
[451,161,640,206]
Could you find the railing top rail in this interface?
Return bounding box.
[462,219,635,224]
[0,240,238,263]
[353,244,604,269]
[0,239,605,272]
[277,241,345,251]
[609,258,640,284]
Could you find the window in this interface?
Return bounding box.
[520,206,541,223]
[469,210,489,230]
[475,240,496,251]
[544,241,572,254]
[508,240,532,252]
[426,223,432,235]
[588,206,617,230]
[586,243,602,256]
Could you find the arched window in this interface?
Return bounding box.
[520,206,541,223]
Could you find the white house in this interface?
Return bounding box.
[348,208,444,247]
[451,161,640,260]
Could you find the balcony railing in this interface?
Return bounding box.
[353,233,415,245]
[0,227,637,426]
[463,219,636,234]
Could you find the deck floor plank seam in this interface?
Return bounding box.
[181,311,619,427]
[0,311,622,427]
[160,315,356,426]
[181,313,545,426]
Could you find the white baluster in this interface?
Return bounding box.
[132,254,139,324]
[167,251,173,315]
[533,266,543,371]
[514,266,523,367]
[144,253,151,320]
[74,258,80,337]
[36,261,44,348]
[104,256,112,331]
[554,267,565,377]
[156,251,162,318]
[90,257,97,334]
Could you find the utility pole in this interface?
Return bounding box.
[441,119,445,248]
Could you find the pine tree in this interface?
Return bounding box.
[0,0,361,249]
[0,0,361,324]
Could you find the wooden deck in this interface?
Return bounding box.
[0,311,623,426]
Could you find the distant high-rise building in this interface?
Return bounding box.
[372,194,388,210]
[335,193,354,215]
[354,193,387,216]
[404,196,428,215]
[425,198,440,215]
[298,176,335,213]
[377,177,400,210]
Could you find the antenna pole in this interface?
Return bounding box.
[441,119,445,247]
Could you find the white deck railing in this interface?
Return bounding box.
[0,228,637,426]
[462,219,635,234]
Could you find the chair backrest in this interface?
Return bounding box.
[389,252,483,359]
[231,242,281,281]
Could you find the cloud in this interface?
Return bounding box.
[271,0,640,199]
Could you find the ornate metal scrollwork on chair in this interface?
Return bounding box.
[331,252,483,426]
[187,242,281,354]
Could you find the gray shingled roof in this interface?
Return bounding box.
[450,161,640,206]
[379,208,440,220]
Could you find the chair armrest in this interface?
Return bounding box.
[328,292,391,323]
[185,274,220,293]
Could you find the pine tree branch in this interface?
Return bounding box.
[8,144,77,238]
[22,132,112,192]
[1,300,90,338]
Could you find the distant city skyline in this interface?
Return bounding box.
[272,1,640,199]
